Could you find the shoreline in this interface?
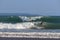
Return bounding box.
[0,32,60,38]
[0,37,59,40]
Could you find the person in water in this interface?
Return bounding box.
[40,21,43,26]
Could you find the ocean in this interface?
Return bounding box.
[0,15,59,32]
[0,29,60,33]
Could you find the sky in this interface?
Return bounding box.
[0,0,60,16]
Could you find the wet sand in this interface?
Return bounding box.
[0,37,59,40]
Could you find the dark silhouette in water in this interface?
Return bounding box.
[40,21,44,27]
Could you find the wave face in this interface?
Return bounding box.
[0,16,42,23]
[0,16,42,29]
[0,16,60,29]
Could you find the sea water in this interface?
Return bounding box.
[0,29,60,33]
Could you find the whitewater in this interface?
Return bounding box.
[0,22,38,29]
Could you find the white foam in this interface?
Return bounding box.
[0,22,35,29]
